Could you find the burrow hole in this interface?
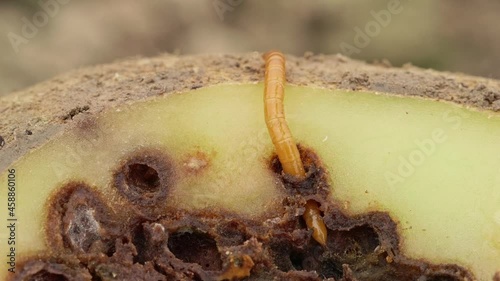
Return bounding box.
[114,150,176,206]
[289,247,343,279]
[275,225,380,278]
[127,163,160,193]
[167,231,223,271]
[336,225,381,256]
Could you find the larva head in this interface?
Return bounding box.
[1,53,499,280]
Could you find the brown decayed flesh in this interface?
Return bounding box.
[10,147,475,281]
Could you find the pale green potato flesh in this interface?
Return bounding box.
[1,84,500,280]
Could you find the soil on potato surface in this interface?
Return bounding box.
[2,52,500,172]
[2,53,500,280]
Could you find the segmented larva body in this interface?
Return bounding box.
[303,200,327,246]
[263,51,306,179]
[263,51,327,246]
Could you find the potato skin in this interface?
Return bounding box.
[1,52,500,172]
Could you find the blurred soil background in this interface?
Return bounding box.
[1,0,499,97]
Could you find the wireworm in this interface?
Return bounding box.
[263,51,327,246]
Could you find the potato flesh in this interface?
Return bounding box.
[0,84,499,280]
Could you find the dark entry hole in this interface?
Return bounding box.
[290,251,318,271]
[268,145,319,176]
[132,225,148,264]
[29,271,69,281]
[291,248,340,276]
[329,225,380,258]
[289,251,304,270]
[114,150,176,206]
[269,154,284,175]
[127,164,160,193]
[267,145,327,194]
[167,231,223,271]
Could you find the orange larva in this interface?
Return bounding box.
[263,51,328,246]
[303,200,328,246]
[263,51,306,180]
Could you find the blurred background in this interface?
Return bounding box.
[1,0,499,97]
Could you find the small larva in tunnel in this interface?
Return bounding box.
[0,53,499,280]
[263,50,328,247]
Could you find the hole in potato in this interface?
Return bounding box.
[114,149,176,206]
[167,231,222,271]
[127,163,161,193]
[45,183,121,255]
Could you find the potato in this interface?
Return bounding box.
[1,53,499,281]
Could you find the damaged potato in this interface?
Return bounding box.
[0,52,500,281]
